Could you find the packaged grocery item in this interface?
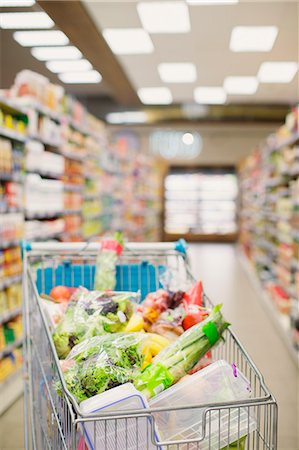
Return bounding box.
[149,360,255,450]
[80,383,161,450]
[52,289,138,358]
[94,237,123,291]
[61,333,149,402]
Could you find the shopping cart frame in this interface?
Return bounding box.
[22,241,278,450]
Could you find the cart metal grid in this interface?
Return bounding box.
[22,242,278,450]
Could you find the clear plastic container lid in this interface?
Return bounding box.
[149,360,255,449]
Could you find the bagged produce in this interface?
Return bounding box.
[60,332,169,402]
[94,237,123,291]
[134,304,230,399]
[52,289,138,358]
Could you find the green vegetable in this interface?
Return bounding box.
[134,304,229,399]
[61,333,148,402]
[52,290,135,359]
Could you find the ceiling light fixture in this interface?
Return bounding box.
[0,1,35,6]
[31,46,82,61]
[230,26,278,52]
[137,1,190,33]
[258,62,298,83]
[106,111,148,124]
[14,30,69,47]
[194,86,227,104]
[187,0,238,4]
[58,70,102,84]
[46,59,92,74]
[182,133,194,145]
[224,76,258,95]
[0,12,54,29]
[158,63,197,83]
[103,28,153,54]
[138,87,173,105]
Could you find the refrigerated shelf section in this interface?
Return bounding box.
[164,168,238,241]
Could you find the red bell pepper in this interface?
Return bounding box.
[183,280,203,306]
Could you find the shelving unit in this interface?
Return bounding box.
[239,105,299,361]
[0,71,163,413]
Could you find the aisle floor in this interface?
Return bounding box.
[0,243,298,450]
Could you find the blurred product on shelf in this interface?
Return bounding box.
[0,213,24,245]
[24,219,65,241]
[0,348,22,382]
[0,246,22,279]
[24,174,64,218]
[239,105,299,362]
[0,283,22,317]
[25,140,64,178]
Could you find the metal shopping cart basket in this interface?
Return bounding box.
[22,241,278,450]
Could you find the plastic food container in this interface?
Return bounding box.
[80,383,161,450]
[149,360,256,450]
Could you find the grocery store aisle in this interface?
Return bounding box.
[189,243,299,450]
[0,243,298,450]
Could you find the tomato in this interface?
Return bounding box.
[50,286,71,302]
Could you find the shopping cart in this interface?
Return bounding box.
[22,241,278,450]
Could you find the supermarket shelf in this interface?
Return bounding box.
[83,212,102,220]
[26,169,62,180]
[0,337,23,360]
[26,231,64,241]
[0,275,22,291]
[0,127,27,142]
[64,183,84,192]
[164,232,238,242]
[84,193,100,200]
[0,368,23,416]
[61,149,86,161]
[0,307,22,326]
[0,206,23,214]
[0,172,23,183]
[0,238,20,250]
[0,97,28,116]
[25,211,63,219]
[64,209,82,215]
[29,134,60,148]
[239,249,299,368]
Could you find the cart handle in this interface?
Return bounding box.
[21,239,187,255]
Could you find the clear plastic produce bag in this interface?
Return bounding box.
[52,289,139,358]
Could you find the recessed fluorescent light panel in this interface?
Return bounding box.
[230,26,278,52]
[106,111,148,124]
[46,59,92,74]
[137,1,190,33]
[14,30,69,47]
[158,63,197,83]
[224,76,258,95]
[0,1,35,6]
[194,87,226,104]
[103,28,153,54]
[31,46,82,61]
[58,70,102,84]
[138,87,172,105]
[187,0,238,4]
[0,12,54,29]
[258,62,298,83]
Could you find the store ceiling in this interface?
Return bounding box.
[0,0,298,122]
[84,0,298,105]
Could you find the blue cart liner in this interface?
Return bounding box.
[36,261,165,300]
